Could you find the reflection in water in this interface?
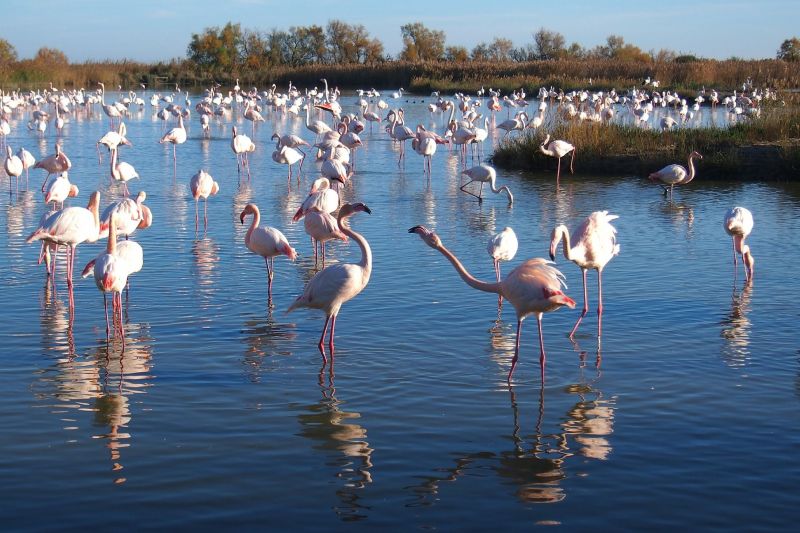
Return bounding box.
[660,200,695,237]
[191,236,220,303]
[240,310,297,383]
[406,374,615,507]
[295,366,373,521]
[720,282,753,368]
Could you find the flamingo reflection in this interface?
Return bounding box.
[720,282,753,368]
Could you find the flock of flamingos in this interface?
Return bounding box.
[0,79,759,382]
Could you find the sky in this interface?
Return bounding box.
[3,0,798,62]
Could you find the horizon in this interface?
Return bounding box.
[3,0,798,63]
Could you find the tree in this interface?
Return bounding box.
[34,47,68,65]
[488,37,514,61]
[400,22,445,61]
[0,38,17,67]
[533,28,565,60]
[445,46,469,63]
[187,22,243,70]
[777,37,800,61]
[326,20,384,64]
[471,42,490,61]
[592,35,648,62]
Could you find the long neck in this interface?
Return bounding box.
[107,215,117,254]
[340,217,371,275]
[685,154,697,183]
[539,140,554,157]
[557,226,573,261]
[435,244,501,295]
[245,208,260,246]
[110,147,117,172]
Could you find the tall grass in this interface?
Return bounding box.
[2,58,799,93]
[492,108,800,180]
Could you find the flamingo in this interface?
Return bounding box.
[288,203,372,356]
[4,146,23,193]
[539,134,576,184]
[648,151,703,197]
[305,104,332,141]
[97,122,131,162]
[160,114,187,173]
[82,212,129,341]
[292,177,339,222]
[231,126,255,177]
[17,147,35,187]
[460,164,513,205]
[26,191,101,288]
[99,191,149,239]
[488,227,518,308]
[272,143,305,183]
[304,209,348,267]
[43,171,79,209]
[34,144,72,192]
[549,211,620,341]
[189,170,219,232]
[98,82,123,128]
[496,112,527,137]
[109,147,139,196]
[240,203,298,304]
[409,225,575,382]
[724,207,755,282]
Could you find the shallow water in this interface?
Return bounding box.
[1,93,799,529]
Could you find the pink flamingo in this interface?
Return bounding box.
[304,209,348,267]
[409,225,575,382]
[724,206,754,282]
[240,203,298,304]
[99,191,149,239]
[4,145,23,193]
[34,144,72,192]
[190,170,219,232]
[648,151,703,197]
[539,134,576,184]
[487,227,518,308]
[232,126,255,177]
[549,211,620,340]
[160,114,187,174]
[27,191,101,287]
[43,171,79,209]
[288,203,372,357]
[460,164,514,204]
[110,147,139,196]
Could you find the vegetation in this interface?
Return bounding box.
[777,37,800,62]
[491,108,800,180]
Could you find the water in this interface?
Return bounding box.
[1,94,799,529]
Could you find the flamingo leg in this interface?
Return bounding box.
[569,268,589,338]
[104,292,110,340]
[265,257,273,305]
[597,269,604,339]
[328,314,337,355]
[204,198,209,231]
[731,237,738,266]
[194,200,199,232]
[459,179,481,200]
[556,158,561,184]
[494,259,503,308]
[569,148,575,174]
[537,314,546,382]
[508,318,523,383]
[318,315,331,358]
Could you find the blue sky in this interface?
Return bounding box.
[3,0,797,62]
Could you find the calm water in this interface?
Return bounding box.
[1,93,799,530]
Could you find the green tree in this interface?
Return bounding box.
[400,22,445,61]
[533,28,565,60]
[777,37,800,61]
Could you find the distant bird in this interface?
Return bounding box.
[488,227,518,307]
[190,170,219,232]
[272,143,305,183]
[99,191,149,239]
[26,191,101,287]
[496,112,527,137]
[724,207,755,282]
[98,82,123,128]
[539,134,575,184]
[288,203,372,356]
[460,164,513,205]
[549,211,620,341]
[240,203,297,304]
[304,209,348,267]
[648,151,703,197]
[292,177,339,222]
[231,126,255,177]
[160,114,187,171]
[43,171,78,209]
[34,144,72,192]
[305,104,332,140]
[16,147,35,186]
[409,225,575,382]
[97,122,131,162]
[4,145,23,193]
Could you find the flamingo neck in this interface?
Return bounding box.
[107,215,117,254]
[435,243,501,295]
[555,226,574,261]
[539,141,555,157]
[685,154,697,183]
[245,207,260,247]
[339,215,372,276]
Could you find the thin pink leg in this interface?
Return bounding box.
[104,292,110,340]
[204,199,208,231]
[329,314,337,355]
[732,237,738,266]
[508,318,522,383]
[597,270,604,339]
[569,268,589,338]
[318,315,331,358]
[556,158,561,184]
[494,260,503,308]
[194,201,199,232]
[537,314,546,382]
[265,257,273,304]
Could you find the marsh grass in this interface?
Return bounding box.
[492,108,800,180]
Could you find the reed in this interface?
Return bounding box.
[491,108,800,180]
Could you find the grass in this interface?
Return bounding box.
[491,107,800,180]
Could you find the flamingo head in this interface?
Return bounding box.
[408,225,442,250]
[210,181,220,196]
[239,203,257,224]
[68,184,79,198]
[690,150,703,160]
[338,202,371,220]
[135,191,147,204]
[310,177,329,194]
[549,225,569,261]
[138,205,153,229]
[743,245,755,281]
